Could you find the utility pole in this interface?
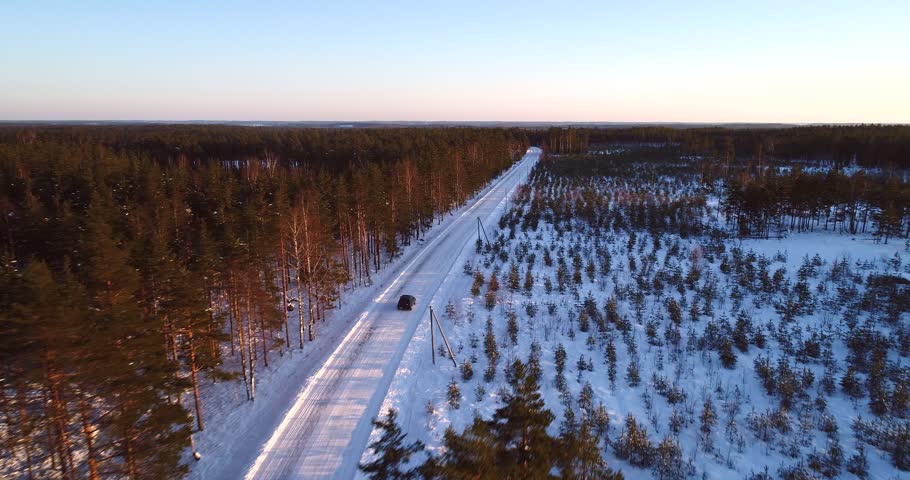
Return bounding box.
[428,306,457,367]
[477,217,491,247]
[430,305,435,365]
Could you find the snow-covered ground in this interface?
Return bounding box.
[184,148,540,479]
[363,157,910,479]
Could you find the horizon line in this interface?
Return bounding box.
[1,120,907,128]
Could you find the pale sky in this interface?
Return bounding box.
[2,0,908,123]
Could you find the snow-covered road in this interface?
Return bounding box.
[241,148,540,479]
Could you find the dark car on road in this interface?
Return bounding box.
[397,295,417,311]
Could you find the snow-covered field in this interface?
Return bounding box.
[363,152,910,479]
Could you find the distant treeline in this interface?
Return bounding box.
[724,169,909,241]
[0,125,527,478]
[3,125,531,171]
[532,125,910,241]
[532,125,910,170]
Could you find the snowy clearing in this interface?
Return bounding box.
[362,149,910,479]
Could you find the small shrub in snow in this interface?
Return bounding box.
[459,359,473,382]
[606,339,617,388]
[483,317,499,382]
[845,444,869,479]
[667,298,682,325]
[578,382,594,418]
[488,271,500,292]
[840,366,863,400]
[560,407,578,437]
[733,312,751,352]
[653,435,690,480]
[614,413,655,467]
[700,399,717,451]
[473,384,485,402]
[554,343,567,376]
[592,403,611,442]
[527,343,543,381]
[447,378,461,410]
[719,339,737,369]
[470,271,483,296]
[506,310,518,345]
[745,466,773,480]
[776,460,815,480]
[523,268,534,294]
[626,359,641,387]
[807,437,843,478]
[507,262,520,292]
[669,409,683,435]
[585,335,596,351]
[578,310,590,333]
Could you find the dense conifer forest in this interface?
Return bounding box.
[0,125,526,478]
